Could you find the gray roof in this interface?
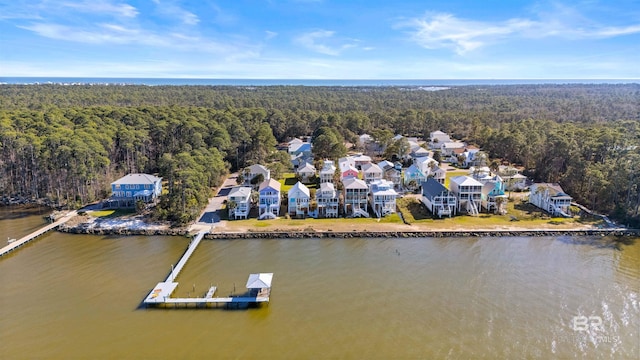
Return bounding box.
[228,186,252,198]
[343,177,368,190]
[421,178,450,198]
[112,173,161,185]
[259,178,281,192]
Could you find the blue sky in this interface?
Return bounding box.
[1,0,639,78]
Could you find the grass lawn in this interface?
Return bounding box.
[397,196,604,230]
[279,172,319,192]
[444,169,469,188]
[222,213,405,232]
[88,209,136,218]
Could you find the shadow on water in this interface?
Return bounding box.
[556,235,637,250]
[0,205,50,221]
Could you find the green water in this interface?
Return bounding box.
[0,208,638,359]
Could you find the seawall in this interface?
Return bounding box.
[58,225,639,238]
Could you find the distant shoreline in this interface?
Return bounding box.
[2,77,638,86]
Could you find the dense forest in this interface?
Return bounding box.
[1,84,639,225]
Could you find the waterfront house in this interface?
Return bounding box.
[319,160,336,183]
[421,178,457,218]
[317,182,339,218]
[481,181,507,214]
[343,177,369,217]
[288,181,311,218]
[258,178,281,219]
[244,164,270,186]
[362,163,383,184]
[296,162,316,183]
[227,186,253,220]
[403,164,426,190]
[369,179,398,217]
[449,176,483,216]
[529,183,573,217]
[110,173,162,208]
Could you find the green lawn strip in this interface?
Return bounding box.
[278,173,319,192]
[397,195,603,228]
[228,214,403,230]
[444,169,469,188]
[88,209,135,218]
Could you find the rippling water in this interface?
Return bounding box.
[0,209,638,359]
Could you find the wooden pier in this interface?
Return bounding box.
[0,211,77,258]
[143,231,272,308]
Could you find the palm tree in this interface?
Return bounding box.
[495,197,507,215]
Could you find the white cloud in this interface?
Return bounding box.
[398,6,640,55]
[294,30,359,56]
[61,1,139,18]
[17,21,259,59]
[152,0,199,26]
[265,31,278,40]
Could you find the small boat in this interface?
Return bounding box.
[7,237,17,244]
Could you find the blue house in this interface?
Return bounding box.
[403,164,426,190]
[110,173,162,208]
[481,180,507,214]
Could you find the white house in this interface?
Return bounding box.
[369,179,398,218]
[428,165,446,185]
[319,160,336,183]
[227,186,253,220]
[429,130,451,149]
[441,142,466,157]
[361,163,383,184]
[414,156,438,175]
[379,160,402,189]
[288,181,311,218]
[343,177,369,218]
[352,154,372,169]
[296,162,316,183]
[288,138,312,157]
[449,176,483,216]
[504,174,528,191]
[529,183,573,217]
[245,164,270,185]
[317,182,339,218]
[421,178,457,218]
[258,178,281,219]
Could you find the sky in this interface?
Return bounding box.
[1,0,639,79]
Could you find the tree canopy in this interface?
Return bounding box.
[1,83,638,225]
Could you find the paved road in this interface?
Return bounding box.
[188,173,239,232]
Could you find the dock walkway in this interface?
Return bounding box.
[143,230,272,308]
[0,211,77,258]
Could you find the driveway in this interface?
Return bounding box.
[189,173,239,231]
